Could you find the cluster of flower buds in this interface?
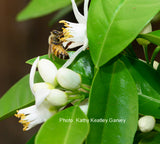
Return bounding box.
[15,0,90,131]
[138,115,156,133]
[15,57,84,131]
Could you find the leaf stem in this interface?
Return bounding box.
[80,84,90,92]
[68,95,84,100]
[150,46,160,66]
[143,45,149,64]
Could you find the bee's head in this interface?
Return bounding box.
[51,30,62,36]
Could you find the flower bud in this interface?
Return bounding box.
[57,68,81,90]
[138,115,155,132]
[140,23,152,34]
[137,23,152,46]
[153,61,159,70]
[33,82,54,92]
[33,82,53,106]
[38,59,57,86]
[46,89,67,106]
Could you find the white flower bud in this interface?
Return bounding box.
[153,61,159,70]
[38,59,57,86]
[138,115,155,132]
[46,89,67,106]
[57,68,81,90]
[33,82,54,92]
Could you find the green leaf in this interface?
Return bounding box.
[133,132,159,144]
[26,51,94,85]
[138,30,160,46]
[0,73,42,120]
[87,59,138,144]
[17,0,72,21]
[35,106,89,144]
[139,132,160,144]
[88,0,160,67]
[150,46,160,66]
[48,0,83,26]
[26,134,36,144]
[48,4,73,26]
[121,56,160,118]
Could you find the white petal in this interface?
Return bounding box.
[79,104,88,115]
[34,88,50,106]
[79,99,88,115]
[64,21,87,45]
[47,89,68,106]
[29,57,40,95]
[63,41,83,49]
[38,59,58,86]
[16,101,56,131]
[84,0,89,20]
[18,105,37,115]
[57,68,81,89]
[71,0,85,23]
[62,42,88,68]
[33,82,54,106]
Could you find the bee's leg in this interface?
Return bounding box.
[48,45,52,58]
[52,54,55,60]
[64,42,72,50]
[48,44,55,60]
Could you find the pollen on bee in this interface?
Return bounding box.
[60,28,73,42]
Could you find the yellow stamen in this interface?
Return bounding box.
[59,20,74,43]
[59,20,69,27]
[15,110,30,131]
[62,28,73,41]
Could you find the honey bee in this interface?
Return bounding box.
[48,30,71,60]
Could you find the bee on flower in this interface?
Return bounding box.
[48,0,89,68]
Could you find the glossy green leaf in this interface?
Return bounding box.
[133,132,159,144]
[87,59,138,144]
[17,0,74,21]
[121,56,160,118]
[133,131,145,144]
[138,30,160,46]
[26,51,94,85]
[48,4,73,26]
[35,106,89,144]
[26,134,36,144]
[88,0,160,67]
[48,0,83,26]
[139,132,160,144]
[0,73,42,120]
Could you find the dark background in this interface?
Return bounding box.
[0,0,67,143]
[0,0,160,143]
